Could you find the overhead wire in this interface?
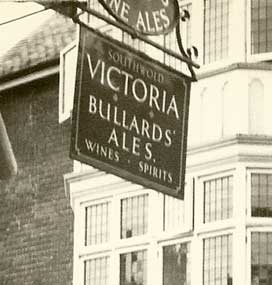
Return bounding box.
[0,6,51,27]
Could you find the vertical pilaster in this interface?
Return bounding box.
[233,164,247,285]
[190,235,203,285]
[73,200,86,285]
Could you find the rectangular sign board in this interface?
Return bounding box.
[70,26,191,199]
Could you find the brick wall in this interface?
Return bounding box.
[0,75,74,285]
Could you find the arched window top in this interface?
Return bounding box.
[222,81,230,92]
[248,78,264,135]
[222,81,232,137]
[249,78,264,90]
[200,87,208,98]
[199,86,221,142]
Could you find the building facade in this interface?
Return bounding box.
[63,1,272,285]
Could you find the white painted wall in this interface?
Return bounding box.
[188,68,272,148]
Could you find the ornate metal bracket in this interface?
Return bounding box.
[72,2,199,81]
[176,9,199,81]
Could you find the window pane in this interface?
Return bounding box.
[251,0,272,54]
[204,0,229,64]
[121,194,148,239]
[85,202,110,246]
[85,256,110,285]
[251,173,272,217]
[120,250,147,285]
[203,235,233,285]
[204,176,233,223]
[163,242,191,285]
[251,232,272,285]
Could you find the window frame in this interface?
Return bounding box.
[84,198,112,247]
[246,228,272,285]
[117,246,149,285]
[202,232,233,285]
[203,0,230,65]
[69,170,193,285]
[116,190,153,248]
[246,168,272,224]
[59,40,78,123]
[246,0,272,63]
[159,237,192,285]
[193,1,235,76]
[83,252,112,285]
[76,187,155,285]
[196,170,235,233]
[201,0,233,64]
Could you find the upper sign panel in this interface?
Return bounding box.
[98,0,180,35]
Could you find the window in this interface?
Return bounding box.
[204,176,233,223]
[120,250,147,285]
[251,173,272,217]
[251,232,272,285]
[163,242,191,285]
[203,234,232,285]
[204,0,229,64]
[251,0,272,54]
[85,202,110,245]
[84,256,110,285]
[121,194,148,239]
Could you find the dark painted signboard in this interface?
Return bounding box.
[70,26,191,199]
[98,0,180,35]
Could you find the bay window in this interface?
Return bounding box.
[120,250,147,285]
[163,242,191,285]
[121,195,148,239]
[251,0,272,55]
[203,176,233,223]
[85,201,110,245]
[84,256,110,285]
[251,232,272,285]
[204,0,229,64]
[203,234,232,285]
[251,173,272,218]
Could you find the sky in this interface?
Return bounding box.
[0,2,54,57]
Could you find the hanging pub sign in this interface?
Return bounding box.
[70,26,191,199]
[98,0,180,35]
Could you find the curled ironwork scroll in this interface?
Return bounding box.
[176,8,198,81]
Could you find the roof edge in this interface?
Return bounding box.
[197,62,272,80]
[0,63,59,93]
[0,57,59,84]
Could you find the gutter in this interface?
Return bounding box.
[0,61,59,93]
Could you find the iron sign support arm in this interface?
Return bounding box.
[73,3,199,81]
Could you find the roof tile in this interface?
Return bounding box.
[0,11,76,80]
